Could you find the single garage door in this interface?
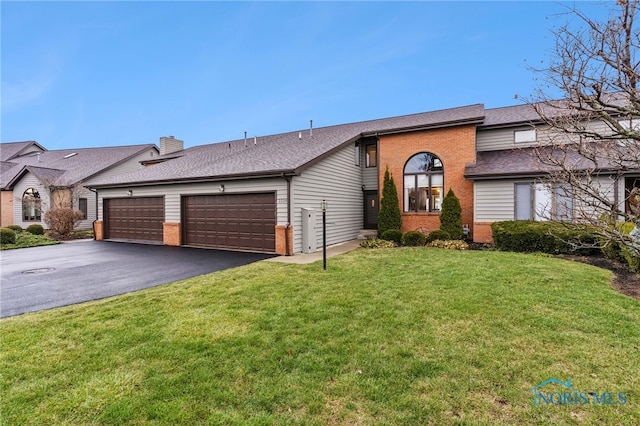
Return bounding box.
[104,197,164,242]
[183,193,276,252]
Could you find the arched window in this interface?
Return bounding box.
[22,188,42,221]
[404,152,443,212]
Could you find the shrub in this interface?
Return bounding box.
[0,228,16,245]
[380,229,403,244]
[601,222,636,263]
[439,188,464,240]
[6,225,22,233]
[401,230,426,247]
[26,224,44,235]
[378,167,402,236]
[428,239,469,250]
[44,208,84,236]
[622,246,640,273]
[491,220,598,255]
[360,238,397,249]
[426,229,451,243]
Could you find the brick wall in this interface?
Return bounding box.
[94,220,104,240]
[1,191,14,227]
[163,222,181,246]
[275,225,293,255]
[473,222,493,243]
[378,124,476,236]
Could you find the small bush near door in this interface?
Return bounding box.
[426,229,451,243]
[380,229,403,244]
[402,230,427,246]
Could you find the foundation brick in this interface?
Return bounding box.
[275,225,293,255]
[163,222,181,246]
[473,222,494,243]
[94,220,104,240]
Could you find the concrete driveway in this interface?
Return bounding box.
[0,240,273,318]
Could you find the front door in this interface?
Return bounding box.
[363,190,378,229]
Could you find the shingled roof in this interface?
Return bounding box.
[0,144,157,190]
[464,143,635,180]
[0,141,46,162]
[87,104,485,187]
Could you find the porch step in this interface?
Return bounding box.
[357,229,378,240]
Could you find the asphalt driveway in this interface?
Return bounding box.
[0,240,273,318]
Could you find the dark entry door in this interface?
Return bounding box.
[363,190,378,229]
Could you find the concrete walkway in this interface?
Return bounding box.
[264,239,362,264]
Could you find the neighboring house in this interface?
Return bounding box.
[81,100,640,255]
[467,104,640,242]
[0,141,159,229]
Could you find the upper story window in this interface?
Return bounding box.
[365,144,377,168]
[403,152,444,212]
[514,129,537,143]
[23,188,42,221]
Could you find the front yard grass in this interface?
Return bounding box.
[1,248,639,425]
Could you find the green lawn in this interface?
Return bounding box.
[1,248,638,425]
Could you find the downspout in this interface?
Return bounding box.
[283,174,292,256]
[88,187,98,240]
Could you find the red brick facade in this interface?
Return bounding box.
[163,222,181,246]
[275,225,293,256]
[378,124,476,238]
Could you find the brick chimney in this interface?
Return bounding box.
[159,136,184,156]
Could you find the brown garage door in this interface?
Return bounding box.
[104,197,164,242]
[183,193,276,252]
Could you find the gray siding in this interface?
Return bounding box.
[475,176,619,223]
[474,180,518,222]
[292,144,363,253]
[477,121,613,152]
[74,187,97,230]
[90,148,158,182]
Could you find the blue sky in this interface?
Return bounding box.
[2,1,609,150]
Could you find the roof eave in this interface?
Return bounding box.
[86,169,298,189]
[362,117,485,137]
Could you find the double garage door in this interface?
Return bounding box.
[182,193,275,253]
[104,193,276,252]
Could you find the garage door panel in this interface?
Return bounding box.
[183,193,275,252]
[105,197,164,242]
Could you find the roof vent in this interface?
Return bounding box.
[63,152,78,159]
[310,119,313,138]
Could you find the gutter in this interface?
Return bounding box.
[87,186,99,241]
[86,170,298,190]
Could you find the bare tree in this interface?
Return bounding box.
[529,0,640,256]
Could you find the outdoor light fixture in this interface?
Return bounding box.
[219,184,225,192]
[127,189,133,197]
